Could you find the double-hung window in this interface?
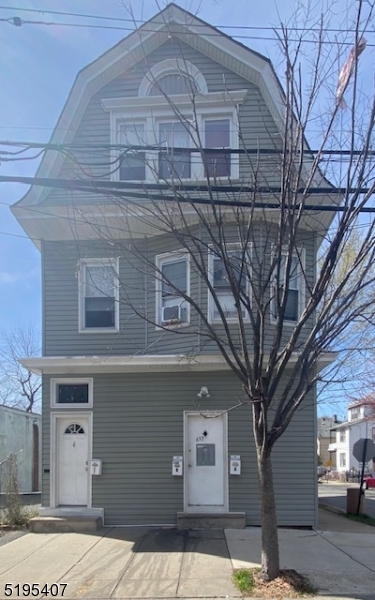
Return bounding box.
[118,122,146,181]
[204,118,231,178]
[209,248,248,322]
[272,251,304,323]
[79,259,119,331]
[156,253,189,326]
[158,121,191,180]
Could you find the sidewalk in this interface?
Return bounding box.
[0,508,374,599]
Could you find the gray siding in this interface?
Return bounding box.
[42,371,316,526]
[40,38,281,207]
[43,223,315,357]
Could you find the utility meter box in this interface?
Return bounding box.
[90,459,102,475]
[172,456,183,476]
[230,455,241,475]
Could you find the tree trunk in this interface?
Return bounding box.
[257,446,280,580]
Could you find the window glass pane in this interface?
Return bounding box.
[161,259,187,295]
[84,264,116,328]
[58,384,88,404]
[205,119,230,147]
[213,254,245,289]
[85,265,114,298]
[212,252,246,320]
[85,297,115,328]
[280,255,299,289]
[205,119,231,178]
[159,122,191,179]
[119,123,145,180]
[284,289,298,321]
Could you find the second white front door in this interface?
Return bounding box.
[185,412,227,513]
[57,417,89,506]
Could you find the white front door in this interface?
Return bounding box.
[185,412,227,513]
[57,417,89,506]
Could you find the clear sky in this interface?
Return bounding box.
[0,0,365,418]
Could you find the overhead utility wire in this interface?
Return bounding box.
[0,141,374,157]
[2,16,374,45]
[3,174,375,210]
[0,4,374,35]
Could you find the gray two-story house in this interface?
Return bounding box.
[12,4,332,528]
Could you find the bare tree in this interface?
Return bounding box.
[0,325,41,413]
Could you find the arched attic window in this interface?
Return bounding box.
[138,59,208,97]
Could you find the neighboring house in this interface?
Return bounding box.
[329,395,375,473]
[317,415,341,466]
[0,405,41,494]
[11,5,333,527]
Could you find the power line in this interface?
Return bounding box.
[1,13,374,46]
[1,140,375,157]
[2,174,375,210]
[0,4,372,35]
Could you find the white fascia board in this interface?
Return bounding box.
[20,351,337,375]
[101,90,248,112]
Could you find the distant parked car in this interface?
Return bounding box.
[363,475,375,489]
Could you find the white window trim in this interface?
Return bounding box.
[102,90,246,184]
[78,257,120,333]
[270,248,306,326]
[202,114,239,180]
[208,244,251,324]
[50,377,93,409]
[156,117,194,182]
[155,250,191,329]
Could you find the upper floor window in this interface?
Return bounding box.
[339,429,346,443]
[208,248,249,322]
[156,252,190,327]
[350,407,360,420]
[118,122,146,181]
[158,121,191,180]
[79,258,119,332]
[204,119,231,178]
[102,60,246,184]
[271,251,305,323]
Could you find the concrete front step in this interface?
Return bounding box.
[29,516,102,533]
[177,512,245,529]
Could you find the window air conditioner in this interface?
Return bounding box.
[162,304,184,323]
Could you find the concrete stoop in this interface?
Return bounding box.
[29,516,102,533]
[177,512,245,529]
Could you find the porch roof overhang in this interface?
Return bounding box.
[20,352,337,375]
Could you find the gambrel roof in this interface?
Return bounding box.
[12,3,336,244]
[12,3,287,211]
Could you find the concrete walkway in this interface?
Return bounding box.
[0,509,374,599]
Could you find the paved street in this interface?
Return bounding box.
[318,481,375,517]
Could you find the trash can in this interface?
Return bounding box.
[346,488,366,514]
